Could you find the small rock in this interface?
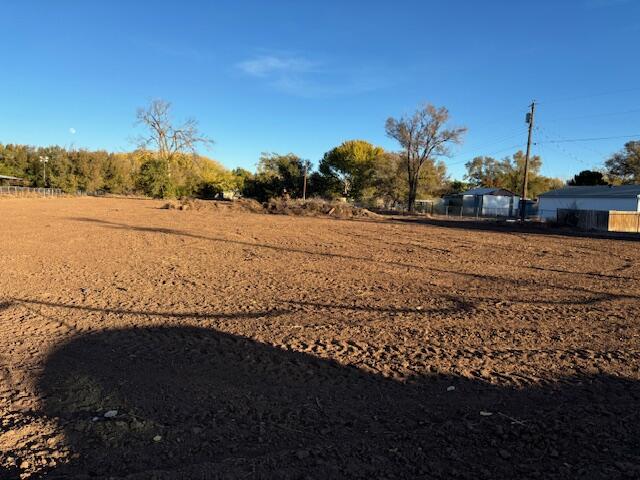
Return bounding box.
[550,448,559,458]
[296,450,310,460]
[479,411,493,416]
[19,460,30,469]
[104,410,118,418]
[447,386,456,392]
[499,449,511,459]
[191,427,202,434]
[153,435,162,442]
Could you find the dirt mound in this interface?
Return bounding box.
[161,197,379,219]
[161,198,265,213]
[266,198,379,219]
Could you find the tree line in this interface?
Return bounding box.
[1,99,638,210]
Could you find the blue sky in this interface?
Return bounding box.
[1,0,639,180]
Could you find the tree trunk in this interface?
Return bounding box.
[407,178,417,213]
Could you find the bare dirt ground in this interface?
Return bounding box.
[0,197,639,479]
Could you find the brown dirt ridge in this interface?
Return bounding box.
[0,197,639,479]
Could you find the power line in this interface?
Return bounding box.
[538,87,640,106]
[459,129,528,154]
[447,143,524,168]
[535,133,640,144]
[535,125,607,159]
[534,127,606,178]
[541,107,640,122]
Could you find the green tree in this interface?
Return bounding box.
[443,179,471,195]
[0,141,236,198]
[385,104,466,212]
[498,151,543,193]
[319,140,384,199]
[242,153,309,202]
[464,156,504,187]
[371,152,406,208]
[605,141,640,184]
[567,170,608,186]
[136,156,174,198]
[135,99,213,198]
[464,150,561,198]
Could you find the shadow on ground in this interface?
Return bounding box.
[67,217,640,288]
[35,326,640,479]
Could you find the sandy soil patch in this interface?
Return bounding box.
[0,197,639,478]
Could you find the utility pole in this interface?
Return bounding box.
[302,161,308,201]
[521,101,535,221]
[39,155,49,187]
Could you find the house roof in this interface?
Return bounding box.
[539,185,640,199]
[461,187,517,197]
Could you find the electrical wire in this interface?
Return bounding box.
[458,129,528,154]
[537,87,640,106]
[541,107,640,122]
[447,143,524,168]
[535,125,607,159]
[535,133,640,144]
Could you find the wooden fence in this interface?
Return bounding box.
[557,208,640,233]
[609,211,640,233]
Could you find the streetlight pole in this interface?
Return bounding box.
[302,161,308,201]
[39,156,49,186]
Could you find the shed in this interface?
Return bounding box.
[538,185,640,220]
[0,174,25,186]
[445,187,520,217]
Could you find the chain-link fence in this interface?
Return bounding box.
[0,186,64,197]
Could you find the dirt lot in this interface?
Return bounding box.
[0,197,639,479]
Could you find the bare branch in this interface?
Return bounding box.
[386,103,466,211]
[135,99,214,164]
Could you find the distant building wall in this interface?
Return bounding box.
[538,197,639,220]
[480,195,520,217]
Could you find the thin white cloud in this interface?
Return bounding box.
[236,53,390,98]
[236,55,317,77]
[272,74,387,98]
[69,127,76,135]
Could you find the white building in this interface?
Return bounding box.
[538,185,640,220]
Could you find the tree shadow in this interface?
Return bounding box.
[36,326,640,479]
[68,217,433,273]
[0,300,13,313]
[10,297,286,321]
[67,217,640,288]
[284,298,478,316]
[525,265,639,281]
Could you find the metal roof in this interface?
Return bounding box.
[0,175,23,180]
[461,187,517,196]
[539,185,640,198]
